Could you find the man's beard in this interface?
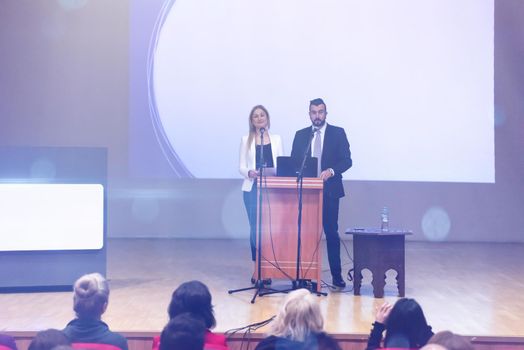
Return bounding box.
[312,118,325,127]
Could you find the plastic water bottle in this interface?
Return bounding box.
[381,206,389,231]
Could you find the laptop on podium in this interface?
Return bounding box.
[276,156,318,178]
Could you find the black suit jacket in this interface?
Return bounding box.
[291,124,352,199]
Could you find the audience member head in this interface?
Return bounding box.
[73,272,109,319]
[28,329,71,350]
[168,280,216,329]
[383,298,432,348]
[270,289,324,342]
[0,334,18,350]
[428,331,474,350]
[160,313,206,350]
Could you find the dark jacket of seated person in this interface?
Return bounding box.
[63,318,127,350]
[255,332,341,350]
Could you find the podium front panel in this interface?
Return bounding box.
[255,177,323,288]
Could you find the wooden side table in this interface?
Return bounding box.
[346,228,412,298]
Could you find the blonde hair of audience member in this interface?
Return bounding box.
[269,289,324,342]
[420,344,447,350]
[428,331,474,350]
[73,272,109,319]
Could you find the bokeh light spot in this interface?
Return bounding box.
[132,197,160,223]
[221,186,248,239]
[57,0,88,11]
[30,158,57,179]
[494,104,506,127]
[421,206,451,241]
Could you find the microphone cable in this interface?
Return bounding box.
[224,315,275,350]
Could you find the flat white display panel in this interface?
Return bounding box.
[0,184,104,251]
[152,0,494,183]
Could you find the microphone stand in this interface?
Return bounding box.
[260,128,326,297]
[228,128,278,303]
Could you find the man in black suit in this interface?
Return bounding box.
[291,98,352,289]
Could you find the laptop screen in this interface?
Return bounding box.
[276,156,318,177]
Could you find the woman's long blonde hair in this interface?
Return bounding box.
[246,105,271,150]
[269,289,324,342]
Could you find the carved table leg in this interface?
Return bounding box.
[371,269,386,298]
[397,267,405,297]
[354,268,362,295]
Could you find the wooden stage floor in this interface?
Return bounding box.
[1,238,524,338]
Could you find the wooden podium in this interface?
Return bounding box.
[255,176,323,290]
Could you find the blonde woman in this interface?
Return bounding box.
[239,105,283,266]
[63,273,128,350]
[255,289,341,350]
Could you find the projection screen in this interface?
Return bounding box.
[148,0,494,183]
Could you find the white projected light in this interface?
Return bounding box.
[152,0,494,183]
[0,184,104,251]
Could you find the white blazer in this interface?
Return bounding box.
[239,132,284,192]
